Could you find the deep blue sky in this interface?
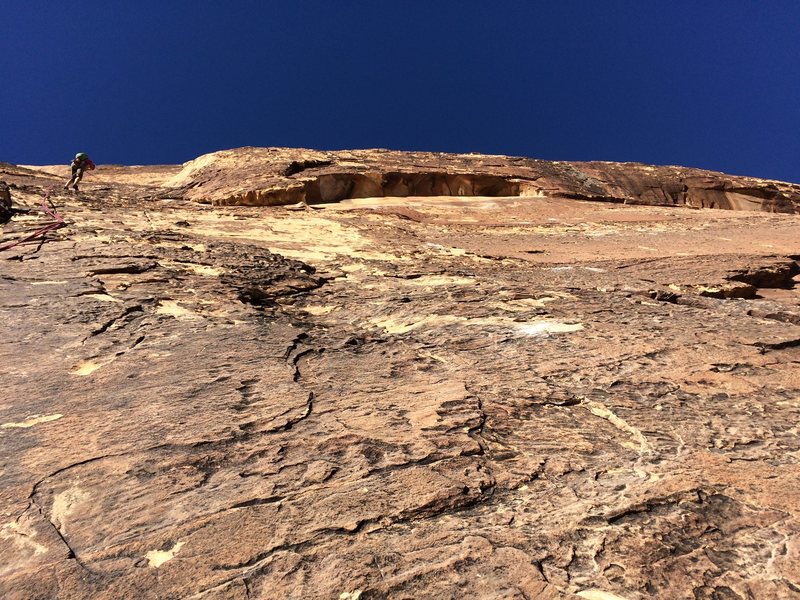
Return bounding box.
[3,1,799,182]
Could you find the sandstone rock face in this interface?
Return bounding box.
[2,151,800,599]
[163,147,800,212]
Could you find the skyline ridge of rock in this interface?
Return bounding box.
[153,147,800,212]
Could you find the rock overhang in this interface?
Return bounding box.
[159,147,800,212]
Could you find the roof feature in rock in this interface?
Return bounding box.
[164,147,800,212]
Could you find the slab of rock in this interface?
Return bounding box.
[2,149,800,599]
[161,147,800,212]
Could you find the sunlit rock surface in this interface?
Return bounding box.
[162,147,800,211]
[2,149,800,599]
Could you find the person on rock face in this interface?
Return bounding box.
[0,181,12,224]
[64,152,95,191]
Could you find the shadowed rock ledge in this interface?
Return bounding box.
[163,147,800,212]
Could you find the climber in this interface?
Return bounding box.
[64,152,95,191]
[0,181,12,224]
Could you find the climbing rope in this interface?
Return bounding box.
[0,188,66,252]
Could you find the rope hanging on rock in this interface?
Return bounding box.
[0,188,66,252]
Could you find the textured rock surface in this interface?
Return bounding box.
[154,147,800,212]
[2,150,800,599]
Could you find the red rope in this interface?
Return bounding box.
[0,188,66,252]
